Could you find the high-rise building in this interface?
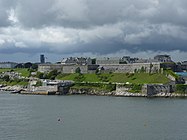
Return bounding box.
[40,54,45,63]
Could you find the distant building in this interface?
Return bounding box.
[181,61,187,71]
[154,55,172,62]
[96,57,120,65]
[38,64,62,73]
[38,64,99,73]
[120,56,140,64]
[40,54,45,64]
[61,57,92,65]
[0,62,17,68]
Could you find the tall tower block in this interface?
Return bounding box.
[40,54,45,63]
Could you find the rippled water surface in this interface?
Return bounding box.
[1,91,187,140]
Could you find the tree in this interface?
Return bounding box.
[3,75,10,82]
[134,69,137,73]
[36,72,44,79]
[15,63,23,68]
[24,62,32,68]
[92,58,96,64]
[35,81,42,87]
[47,69,58,80]
[75,67,81,74]
[31,64,38,70]
[95,68,99,74]
[149,63,153,74]
[140,66,145,73]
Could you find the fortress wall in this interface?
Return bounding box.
[38,63,161,74]
[62,65,88,73]
[100,63,160,73]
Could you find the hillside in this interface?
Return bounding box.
[57,73,170,84]
[0,68,30,77]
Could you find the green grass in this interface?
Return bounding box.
[71,82,116,92]
[15,69,30,77]
[0,80,28,86]
[0,68,11,73]
[57,73,170,84]
[111,73,169,84]
[164,69,179,79]
[0,68,30,77]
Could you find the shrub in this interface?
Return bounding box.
[176,84,187,94]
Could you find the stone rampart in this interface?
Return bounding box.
[142,84,173,96]
[100,63,160,73]
[38,63,160,74]
[63,65,88,73]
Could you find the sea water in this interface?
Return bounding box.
[0,91,187,140]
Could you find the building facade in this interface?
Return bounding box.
[61,57,92,65]
[154,55,172,62]
[96,57,120,65]
[40,54,45,64]
[38,62,161,74]
[0,62,17,68]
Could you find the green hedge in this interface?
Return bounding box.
[176,84,187,94]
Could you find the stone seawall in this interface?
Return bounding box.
[68,88,115,96]
[1,85,187,97]
[68,88,187,97]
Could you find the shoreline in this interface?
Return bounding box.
[1,87,187,98]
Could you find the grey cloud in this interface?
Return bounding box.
[0,0,16,27]
[0,0,187,60]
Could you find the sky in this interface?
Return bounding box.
[0,0,187,62]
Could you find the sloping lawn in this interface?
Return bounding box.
[0,68,30,77]
[57,73,170,84]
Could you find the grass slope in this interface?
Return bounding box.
[0,68,30,77]
[57,73,170,84]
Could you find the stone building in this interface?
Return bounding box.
[61,57,92,65]
[0,62,17,68]
[96,57,120,65]
[38,62,161,74]
[99,62,161,73]
[38,64,99,74]
[38,64,63,72]
[120,56,139,64]
[154,55,172,62]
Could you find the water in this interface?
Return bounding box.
[176,72,187,77]
[0,92,187,140]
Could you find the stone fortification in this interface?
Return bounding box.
[96,57,120,65]
[100,63,160,73]
[63,65,88,73]
[38,64,63,72]
[142,84,174,96]
[38,63,160,74]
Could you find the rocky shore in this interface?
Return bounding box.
[1,85,187,98]
[68,88,187,98]
[0,85,26,92]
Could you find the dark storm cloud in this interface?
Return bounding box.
[0,0,187,58]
